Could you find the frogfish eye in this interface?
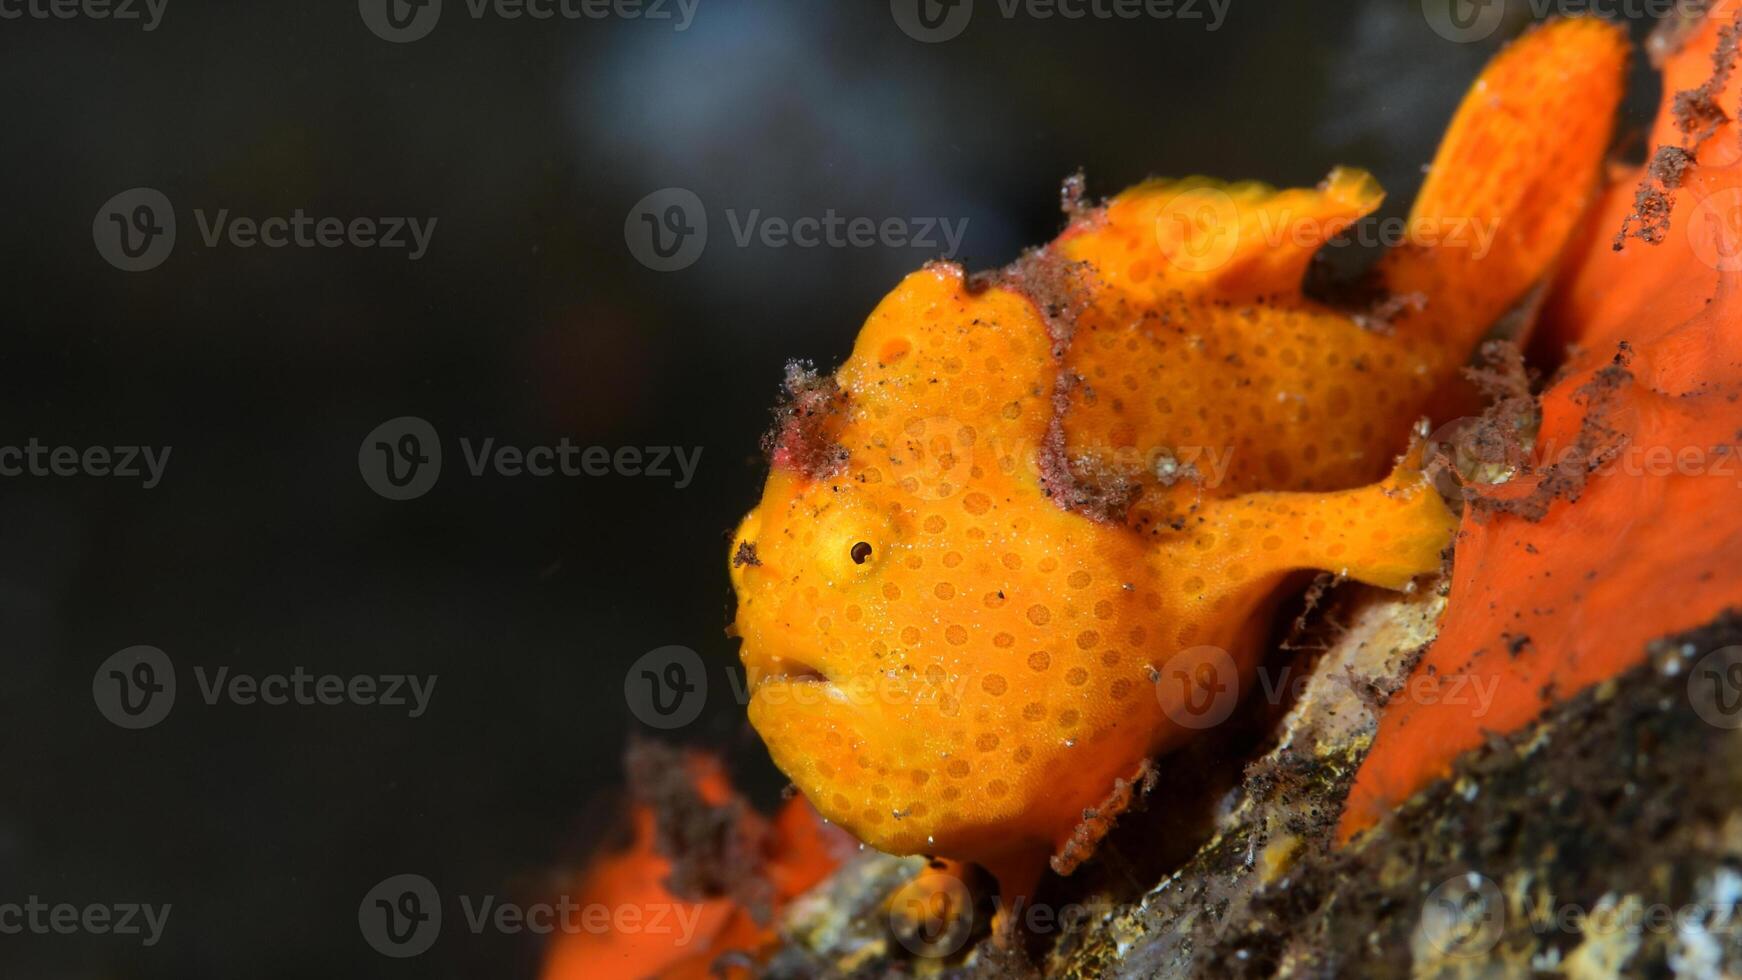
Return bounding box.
[850,541,874,565]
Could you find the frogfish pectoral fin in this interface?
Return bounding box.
[1186,434,1457,592]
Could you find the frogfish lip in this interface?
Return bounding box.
[743,651,833,694]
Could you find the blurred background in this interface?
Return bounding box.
[0,0,1668,975]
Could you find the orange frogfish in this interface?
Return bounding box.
[728,19,1626,898]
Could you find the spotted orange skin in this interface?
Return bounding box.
[1058,171,1456,514]
[730,19,1625,880]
